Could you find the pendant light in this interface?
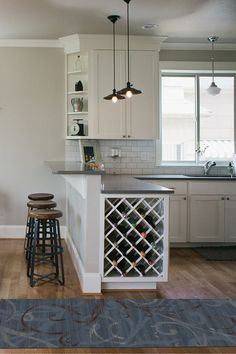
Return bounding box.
[104,15,125,103]
[117,0,142,98]
[207,36,221,96]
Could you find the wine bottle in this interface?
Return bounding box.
[145,215,155,228]
[128,217,137,227]
[126,233,136,246]
[108,215,119,226]
[118,242,128,256]
[117,202,127,216]
[136,264,146,276]
[136,242,148,257]
[117,259,128,276]
[146,233,154,245]
[126,251,137,267]
[117,224,129,236]
[108,250,120,267]
[137,207,145,216]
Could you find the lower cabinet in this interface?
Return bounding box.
[169,196,187,243]
[190,195,236,243]
[189,196,225,242]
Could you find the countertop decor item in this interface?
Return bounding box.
[104,15,125,103]
[117,0,142,98]
[71,97,83,112]
[207,36,221,96]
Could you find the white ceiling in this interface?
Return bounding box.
[0,0,236,43]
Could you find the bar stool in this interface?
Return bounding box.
[27,209,64,287]
[28,193,54,201]
[24,200,57,260]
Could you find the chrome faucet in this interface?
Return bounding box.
[203,161,216,175]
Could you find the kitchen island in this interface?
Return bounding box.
[47,162,173,293]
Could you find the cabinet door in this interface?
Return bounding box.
[92,50,126,139]
[127,50,158,139]
[189,196,224,242]
[225,196,236,242]
[169,196,187,243]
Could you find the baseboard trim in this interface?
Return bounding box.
[65,232,101,293]
[0,225,67,238]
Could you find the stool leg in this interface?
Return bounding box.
[29,219,39,287]
[56,219,65,285]
[26,217,34,261]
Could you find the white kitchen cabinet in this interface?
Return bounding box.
[224,196,236,242]
[169,196,187,243]
[146,180,187,243]
[189,195,225,242]
[92,50,158,139]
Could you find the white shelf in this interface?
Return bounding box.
[67,112,88,115]
[67,70,87,75]
[66,135,88,140]
[67,91,88,95]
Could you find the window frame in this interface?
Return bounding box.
[160,72,236,166]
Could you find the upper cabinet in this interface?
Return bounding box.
[60,34,163,140]
[92,49,159,139]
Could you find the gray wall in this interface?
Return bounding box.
[0,47,65,225]
[160,50,236,62]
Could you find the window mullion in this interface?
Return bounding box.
[196,74,200,164]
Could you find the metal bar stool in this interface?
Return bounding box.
[24,200,57,260]
[27,209,64,287]
[28,193,54,201]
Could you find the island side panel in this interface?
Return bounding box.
[64,174,102,293]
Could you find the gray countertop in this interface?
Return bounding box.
[101,175,174,194]
[136,174,236,181]
[45,161,105,175]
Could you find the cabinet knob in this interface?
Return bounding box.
[221,197,225,200]
[122,135,126,138]
[183,197,187,200]
[127,135,131,138]
[227,197,230,200]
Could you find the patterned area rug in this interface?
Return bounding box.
[1,299,236,348]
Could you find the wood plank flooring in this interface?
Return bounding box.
[0,240,236,353]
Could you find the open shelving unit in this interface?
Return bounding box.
[100,194,169,289]
[66,52,89,138]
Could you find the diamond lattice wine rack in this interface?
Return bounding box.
[102,195,168,284]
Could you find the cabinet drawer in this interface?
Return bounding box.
[189,181,236,195]
[147,180,187,195]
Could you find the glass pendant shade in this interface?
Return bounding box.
[117,0,142,97]
[104,15,125,102]
[207,36,221,96]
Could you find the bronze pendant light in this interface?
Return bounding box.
[104,15,125,103]
[118,0,142,98]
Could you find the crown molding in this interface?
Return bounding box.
[161,42,236,51]
[0,39,62,48]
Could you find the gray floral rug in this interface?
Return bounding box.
[1,299,236,348]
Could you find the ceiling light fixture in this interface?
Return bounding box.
[142,24,159,30]
[207,36,221,96]
[117,0,142,98]
[104,15,125,103]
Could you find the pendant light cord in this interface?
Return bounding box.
[113,20,116,91]
[127,0,130,83]
[211,40,215,83]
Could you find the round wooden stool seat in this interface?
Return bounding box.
[28,193,54,201]
[29,209,63,220]
[27,200,57,209]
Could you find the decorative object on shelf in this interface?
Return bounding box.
[71,97,83,112]
[227,162,234,178]
[104,15,125,103]
[74,55,82,72]
[117,0,142,98]
[79,140,102,165]
[75,80,83,92]
[207,36,221,96]
[69,119,85,136]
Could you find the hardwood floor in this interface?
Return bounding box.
[0,240,236,353]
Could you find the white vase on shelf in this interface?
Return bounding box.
[74,55,82,72]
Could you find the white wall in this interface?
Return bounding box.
[0,47,65,226]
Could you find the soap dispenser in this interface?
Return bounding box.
[227,162,234,178]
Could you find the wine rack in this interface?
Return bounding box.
[101,195,168,285]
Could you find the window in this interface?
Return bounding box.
[161,74,235,164]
